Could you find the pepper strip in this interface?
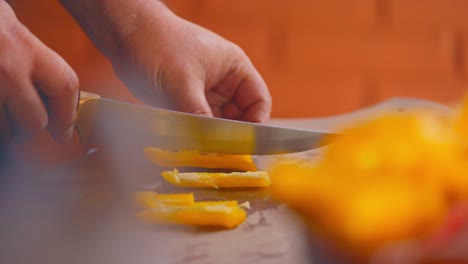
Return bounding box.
[144,148,257,171]
[161,169,271,188]
[134,191,194,208]
[137,200,247,228]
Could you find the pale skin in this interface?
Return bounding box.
[0,0,272,145]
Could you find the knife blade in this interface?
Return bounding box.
[75,91,332,155]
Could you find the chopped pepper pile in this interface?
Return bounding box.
[139,148,270,229]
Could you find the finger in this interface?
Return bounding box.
[235,69,271,123]
[167,76,213,116]
[32,45,79,143]
[222,101,243,120]
[214,64,271,123]
[205,90,230,118]
[4,80,48,142]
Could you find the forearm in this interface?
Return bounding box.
[60,0,172,59]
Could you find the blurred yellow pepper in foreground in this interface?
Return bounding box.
[271,99,468,256]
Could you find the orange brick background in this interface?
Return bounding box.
[6,0,468,168]
[163,0,468,117]
[10,0,468,118]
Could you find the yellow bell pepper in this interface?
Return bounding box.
[161,169,271,188]
[134,191,194,209]
[270,104,468,257]
[144,148,257,171]
[137,200,247,228]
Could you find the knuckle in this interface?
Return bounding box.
[0,19,32,52]
[231,43,247,58]
[0,37,35,88]
[61,69,79,96]
[229,43,254,69]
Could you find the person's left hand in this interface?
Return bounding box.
[108,1,272,123]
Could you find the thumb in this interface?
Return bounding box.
[167,77,213,116]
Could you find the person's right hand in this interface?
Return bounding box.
[0,0,79,144]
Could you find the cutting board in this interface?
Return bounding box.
[1,97,465,264]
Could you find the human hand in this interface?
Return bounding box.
[108,1,272,123]
[0,1,79,144]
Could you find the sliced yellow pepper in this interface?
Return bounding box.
[161,169,271,188]
[144,148,257,171]
[137,200,247,228]
[134,191,194,209]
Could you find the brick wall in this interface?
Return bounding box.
[8,0,468,168]
[164,0,468,117]
[12,0,468,118]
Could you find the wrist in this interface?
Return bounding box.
[60,0,174,59]
[111,0,175,58]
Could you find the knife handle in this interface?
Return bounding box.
[77,91,101,116]
[79,91,100,108]
[76,91,101,146]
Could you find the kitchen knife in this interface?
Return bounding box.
[76,91,333,155]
